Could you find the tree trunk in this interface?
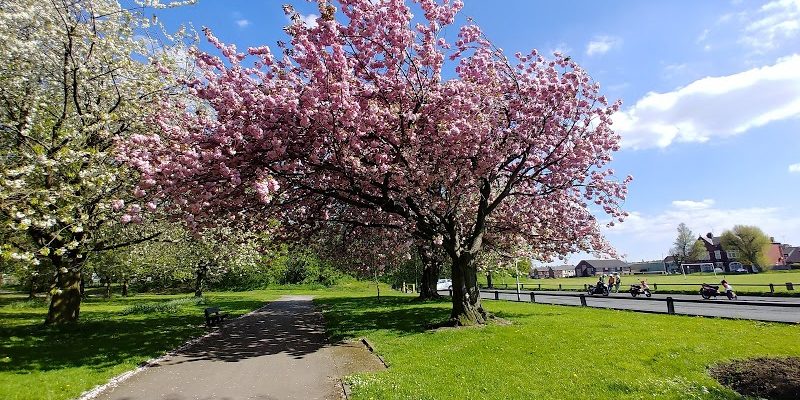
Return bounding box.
[121,277,129,297]
[194,265,206,298]
[46,268,82,324]
[80,275,86,298]
[450,254,486,325]
[28,275,36,299]
[105,278,111,298]
[419,262,441,300]
[486,272,493,289]
[417,245,442,300]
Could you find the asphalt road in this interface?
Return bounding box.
[438,289,800,323]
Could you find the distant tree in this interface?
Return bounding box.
[691,240,707,261]
[720,226,771,271]
[670,223,703,272]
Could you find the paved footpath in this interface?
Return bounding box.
[94,295,363,400]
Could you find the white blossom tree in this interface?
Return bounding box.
[0,0,192,323]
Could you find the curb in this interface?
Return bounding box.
[75,304,269,400]
[360,337,389,368]
[340,378,352,400]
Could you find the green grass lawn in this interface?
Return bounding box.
[318,294,800,400]
[482,270,800,294]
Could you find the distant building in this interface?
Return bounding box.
[628,260,667,273]
[784,246,800,266]
[663,256,678,273]
[530,265,575,279]
[695,233,796,272]
[695,233,742,273]
[574,260,630,277]
[766,239,786,267]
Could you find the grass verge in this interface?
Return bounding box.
[317,294,800,400]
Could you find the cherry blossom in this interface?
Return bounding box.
[126,0,631,325]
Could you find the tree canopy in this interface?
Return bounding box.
[0,0,192,322]
[720,225,771,271]
[125,0,631,324]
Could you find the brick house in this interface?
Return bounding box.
[695,233,742,272]
[574,260,630,277]
[784,246,800,266]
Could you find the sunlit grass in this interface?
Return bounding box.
[318,294,800,400]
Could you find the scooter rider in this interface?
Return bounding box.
[721,280,737,300]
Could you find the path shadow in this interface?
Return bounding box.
[0,298,265,373]
[158,298,328,365]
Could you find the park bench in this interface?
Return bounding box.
[204,307,229,327]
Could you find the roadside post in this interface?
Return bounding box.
[515,259,521,302]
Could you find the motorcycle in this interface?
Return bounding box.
[700,283,736,300]
[629,284,652,298]
[587,282,610,296]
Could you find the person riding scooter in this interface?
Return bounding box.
[629,280,652,297]
[700,282,736,300]
[587,275,610,296]
[721,280,737,300]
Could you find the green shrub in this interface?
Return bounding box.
[119,296,204,315]
[7,298,49,308]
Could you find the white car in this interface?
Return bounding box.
[436,279,452,291]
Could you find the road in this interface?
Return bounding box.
[438,289,800,323]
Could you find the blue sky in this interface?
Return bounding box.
[150,0,800,264]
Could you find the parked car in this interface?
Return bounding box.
[436,279,452,291]
[713,267,723,273]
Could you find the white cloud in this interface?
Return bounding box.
[585,36,621,56]
[299,13,319,28]
[697,28,711,43]
[614,55,800,149]
[740,0,800,51]
[671,199,715,210]
[602,199,800,260]
[789,163,800,173]
[235,19,250,28]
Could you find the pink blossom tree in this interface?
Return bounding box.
[126,0,630,325]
